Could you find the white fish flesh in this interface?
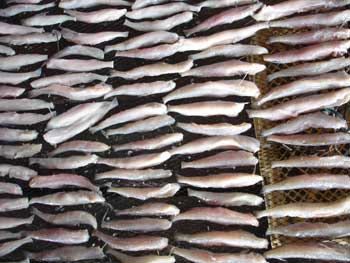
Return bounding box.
[0,182,22,195]
[0,98,53,111]
[185,3,262,36]
[61,28,128,45]
[31,72,108,88]
[106,115,174,136]
[247,88,350,121]
[0,164,37,181]
[261,112,347,137]
[0,69,41,85]
[32,208,97,229]
[0,144,42,159]
[48,140,109,157]
[188,189,264,207]
[181,60,265,77]
[124,12,193,32]
[65,9,126,23]
[108,249,175,263]
[110,60,193,80]
[0,2,55,17]
[177,122,251,136]
[0,198,28,212]
[95,168,171,181]
[22,14,76,26]
[132,0,170,9]
[25,228,89,244]
[0,216,33,229]
[181,150,258,169]
[108,183,180,200]
[59,0,131,9]
[0,21,43,35]
[0,54,47,71]
[51,45,104,60]
[0,128,38,142]
[264,40,350,64]
[267,57,350,81]
[0,45,15,56]
[173,207,259,226]
[168,100,246,117]
[47,59,113,72]
[175,230,268,249]
[0,112,55,126]
[0,237,32,257]
[0,86,24,98]
[29,190,105,206]
[115,202,180,216]
[272,155,350,169]
[0,31,61,45]
[105,31,179,52]
[198,0,257,8]
[257,196,350,218]
[90,102,166,133]
[102,218,172,232]
[29,155,98,169]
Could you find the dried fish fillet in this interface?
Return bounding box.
[198,0,257,8]
[0,216,33,229]
[0,164,36,181]
[0,31,61,45]
[177,122,251,136]
[29,155,98,169]
[0,3,55,17]
[132,0,169,9]
[0,45,15,56]
[48,140,110,157]
[59,0,131,9]
[51,45,104,60]
[96,168,171,181]
[0,237,32,257]
[0,231,22,241]
[0,112,55,126]
[0,144,42,159]
[25,228,89,244]
[272,155,350,169]
[0,86,24,98]
[108,249,175,263]
[0,69,41,85]
[65,9,126,23]
[0,182,22,195]
[22,14,76,26]
[0,21,43,35]
[0,128,38,142]
[102,218,172,232]
[115,202,180,216]
[0,54,47,71]
[46,59,113,72]
[0,198,28,212]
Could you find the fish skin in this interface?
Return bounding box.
[163,80,260,103]
[0,198,28,212]
[51,45,104,60]
[185,3,262,36]
[0,54,47,71]
[171,246,267,263]
[107,248,175,263]
[177,173,262,188]
[173,207,259,226]
[59,0,131,9]
[168,100,246,117]
[105,31,179,52]
[0,45,15,56]
[198,0,257,8]
[0,144,42,159]
[182,150,258,169]
[108,183,180,200]
[32,208,97,229]
[272,155,350,169]
[261,112,347,137]
[102,217,172,232]
[181,59,266,77]
[48,140,110,157]
[0,21,43,35]
[175,230,268,249]
[264,40,350,64]
[115,202,180,216]
[29,155,98,169]
[110,59,193,80]
[0,237,32,257]
[124,12,193,32]
[47,59,113,72]
[106,115,175,136]
[177,122,252,136]
[0,128,38,142]
[0,69,41,85]
[25,228,89,244]
[0,2,55,17]
[29,190,105,206]
[0,216,33,229]
[170,135,260,155]
[264,242,350,261]
[0,112,55,126]
[0,31,61,45]
[65,8,126,23]
[0,182,22,195]
[96,168,171,181]
[248,88,350,121]
[188,189,264,207]
[22,14,76,26]
[93,230,168,251]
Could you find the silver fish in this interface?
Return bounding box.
[0,198,28,212]
[264,40,350,64]
[59,0,131,9]
[29,155,98,169]
[0,54,47,71]
[185,3,262,36]
[175,230,268,249]
[61,28,128,45]
[181,150,258,169]
[115,202,180,216]
[188,189,264,207]
[93,230,168,251]
[168,100,246,117]
[0,144,42,159]
[0,128,38,142]
[0,237,32,257]
[198,0,257,8]
[172,246,267,263]
[96,168,172,181]
[0,112,55,126]
[177,173,262,188]
[0,86,24,98]
[46,59,113,72]
[0,216,33,229]
[124,12,193,32]
[173,207,259,226]
[90,102,167,133]
[108,249,175,263]
[177,122,251,136]
[32,208,97,229]
[0,182,22,195]
[51,45,104,60]
[110,60,193,80]
[65,8,126,24]
[272,155,350,169]
[132,0,171,9]
[0,164,37,181]
[48,140,110,157]
[25,228,89,244]
[247,88,350,121]
[0,21,43,35]
[0,45,15,56]
[22,14,76,26]
[29,190,105,206]
[0,2,55,17]
[0,31,61,45]
[108,183,180,200]
[0,69,41,85]
[113,133,183,152]
[102,218,172,232]
[106,115,175,136]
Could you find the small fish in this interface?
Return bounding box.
[110,60,193,80]
[0,237,32,257]
[22,14,76,26]
[188,189,264,207]
[0,144,42,159]
[51,45,104,60]
[0,2,55,17]
[47,59,113,72]
[0,45,15,56]
[0,198,28,212]
[0,21,43,35]
[96,168,171,181]
[65,8,126,23]
[108,183,180,200]
[105,31,179,52]
[59,0,131,9]
[168,100,246,117]
[272,155,350,169]
[0,69,41,85]
[106,115,175,136]
[25,228,89,244]
[102,218,172,232]
[108,248,175,263]
[115,202,180,216]
[29,155,98,169]
[0,112,55,126]
[48,140,109,157]
[0,31,61,45]
[0,54,47,71]
[175,230,268,249]
[0,128,38,142]
[173,207,258,226]
[177,122,251,136]
[0,216,33,229]
[178,173,262,188]
[124,12,193,32]
[182,150,258,169]
[198,0,257,8]
[0,231,22,241]
[256,196,350,218]
[29,190,105,206]
[248,88,350,121]
[0,164,36,181]
[32,208,97,229]
[0,182,22,195]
